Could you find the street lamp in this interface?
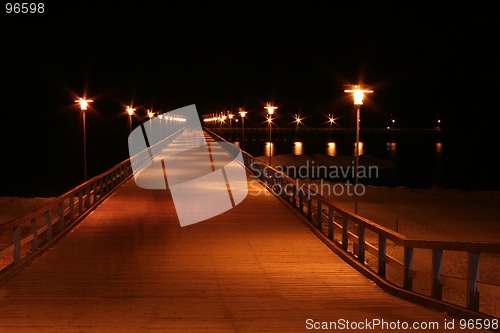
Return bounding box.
[126,105,135,134]
[75,97,93,181]
[328,113,335,130]
[239,108,247,150]
[147,109,154,119]
[264,102,277,165]
[344,85,373,214]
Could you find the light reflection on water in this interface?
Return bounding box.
[386,141,397,161]
[353,141,364,155]
[293,141,303,155]
[242,139,444,160]
[224,133,498,190]
[327,142,337,156]
[264,142,274,156]
[244,138,447,188]
[435,141,442,154]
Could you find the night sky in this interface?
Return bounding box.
[1,2,499,196]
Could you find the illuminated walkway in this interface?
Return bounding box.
[0,132,488,332]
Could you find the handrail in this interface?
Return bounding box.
[205,127,500,321]
[0,159,133,281]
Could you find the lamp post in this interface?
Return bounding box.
[221,115,227,128]
[228,112,234,141]
[344,85,373,214]
[75,97,93,181]
[126,105,135,134]
[264,102,277,166]
[239,108,247,150]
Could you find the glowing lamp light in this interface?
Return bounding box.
[344,85,373,105]
[264,102,277,115]
[126,105,135,116]
[238,108,247,118]
[75,98,93,111]
[294,113,303,127]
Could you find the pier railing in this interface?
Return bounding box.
[0,160,133,282]
[206,128,500,321]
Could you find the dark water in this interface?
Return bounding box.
[218,130,500,192]
[4,127,498,198]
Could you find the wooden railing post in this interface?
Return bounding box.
[45,210,52,242]
[69,195,75,222]
[316,200,323,230]
[102,175,107,194]
[341,216,349,251]
[283,177,289,202]
[378,235,386,278]
[327,206,334,240]
[307,195,313,221]
[265,168,271,187]
[357,225,365,263]
[13,225,21,264]
[403,246,414,290]
[85,184,91,208]
[58,201,65,232]
[30,218,38,252]
[93,180,98,203]
[78,191,83,215]
[299,190,304,214]
[466,252,480,311]
[431,249,443,300]
[292,183,297,208]
[353,224,359,257]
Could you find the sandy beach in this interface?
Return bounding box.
[0,196,55,224]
